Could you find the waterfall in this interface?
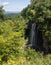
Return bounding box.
[27,23,37,48]
[26,22,49,53]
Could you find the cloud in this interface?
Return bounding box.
[2,2,9,6]
[0,2,9,6]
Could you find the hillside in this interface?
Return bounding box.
[0,0,51,65]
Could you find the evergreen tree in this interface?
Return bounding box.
[0,6,4,20]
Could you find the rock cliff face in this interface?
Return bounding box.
[25,22,50,53]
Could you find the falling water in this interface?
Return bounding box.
[28,23,37,48]
[26,22,49,53]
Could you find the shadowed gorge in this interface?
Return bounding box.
[25,22,51,54]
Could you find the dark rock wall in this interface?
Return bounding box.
[25,22,50,53]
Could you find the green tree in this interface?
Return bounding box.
[0,6,5,20]
[21,0,51,40]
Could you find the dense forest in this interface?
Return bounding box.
[0,0,51,65]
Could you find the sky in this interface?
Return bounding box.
[0,0,30,12]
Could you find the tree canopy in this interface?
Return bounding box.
[0,0,51,65]
[21,0,51,42]
[0,6,5,20]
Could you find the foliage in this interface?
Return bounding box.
[0,0,51,65]
[0,16,26,64]
[0,6,5,20]
[21,0,51,42]
[1,48,51,65]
